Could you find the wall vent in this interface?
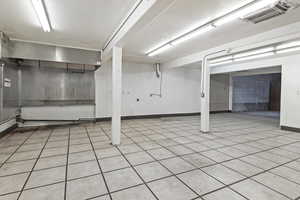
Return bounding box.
[242,0,299,24]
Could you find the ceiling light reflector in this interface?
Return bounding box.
[147,44,173,57]
[276,40,300,50]
[235,52,275,62]
[210,55,233,64]
[210,60,233,66]
[214,0,278,26]
[31,0,51,32]
[234,47,275,59]
[276,46,300,54]
[171,25,215,46]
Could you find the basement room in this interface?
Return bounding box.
[0,0,300,199]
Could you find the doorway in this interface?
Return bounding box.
[231,72,281,119]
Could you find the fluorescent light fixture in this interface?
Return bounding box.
[31,0,51,32]
[277,46,300,54]
[234,47,275,59]
[239,0,279,18]
[235,52,275,62]
[276,40,300,50]
[210,55,233,64]
[145,0,278,56]
[210,60,233,66]
[214,0,278,26]
[147,44,173,57]
[214,10,245,26]
[171,25,215,46]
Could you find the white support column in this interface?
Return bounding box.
[200,57,210,133]
[111,46,122,145]
[228,74,233,111]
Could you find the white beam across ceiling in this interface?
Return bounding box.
[162,21,300,69]
[102,0,157,61]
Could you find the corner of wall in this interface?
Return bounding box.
[0,118,17,136]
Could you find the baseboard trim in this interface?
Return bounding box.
[16,123,78,132]
[211,110,232,114]
[96,110,231,122]
[22,119,79,122]
[20,111,231,126]
[281,126,300,133]
[0,123,18,139]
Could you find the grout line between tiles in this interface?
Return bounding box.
[85,126,113,200]
[63,127,71,200]
[16,128,53,200]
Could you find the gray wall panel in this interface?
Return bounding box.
[7,40,100,65]
[0,61,19,122]
[21,64,95,106]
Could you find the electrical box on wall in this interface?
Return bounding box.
[4,78,11,88]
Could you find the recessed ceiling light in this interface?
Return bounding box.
[234,47,275,59]
[171,25,215,46]
[210,60,233,66]
[31,0,51,32]
[210,55,233,64]
[147,44,173,57]
[276,40,300,50]
[235,52,275,62]
[276,46,300,54]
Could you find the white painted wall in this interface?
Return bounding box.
[281,59,300,129]
[95,61,230,118]
[210,53,300,129]
[19,61,230,121]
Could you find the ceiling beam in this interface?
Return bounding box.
[102,0,157,62]
[162,22,300,69]
[210,53,299,75]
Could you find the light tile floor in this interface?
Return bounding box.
[0,113,300,200]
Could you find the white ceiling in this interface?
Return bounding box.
[123,0,300,63]
[1,0,300,63]
[0,0,137,50]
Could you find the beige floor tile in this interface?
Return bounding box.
[104,168,142,192]
[0,173,29,195]
[26,166,65,189]
[67,175,107,200]
[178,169,224,195]
[111,185,156,200]
[148,176,197,200]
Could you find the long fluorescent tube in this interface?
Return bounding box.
[211,51,274,65]
[210,55,233,64]
[234,47,275,59]
[209,39,300,66]
[210,60,233,66]
[214,0,278,26]
[277,46,300,54]
[146,0,278,56]
[235,52,275,62]
[32,0,51,32]
[148,44,173,57]
[276,40,300,50]
[171,25,215,46]
[214,10,245,26]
